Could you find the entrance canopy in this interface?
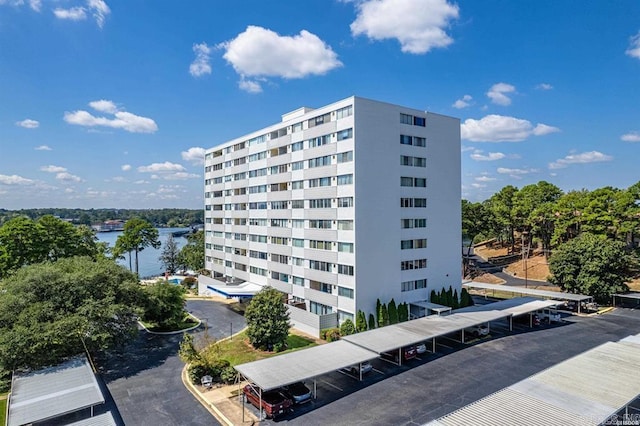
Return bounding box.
[463,281,591,302]
[235,340,378,392]
[8,357,104,426]
[198,274,263,298]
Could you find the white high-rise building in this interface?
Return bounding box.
[203,96,461,336]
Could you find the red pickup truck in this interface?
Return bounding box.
[243,384,292,418]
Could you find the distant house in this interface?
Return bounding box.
[91,220,125,233]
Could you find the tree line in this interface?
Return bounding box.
[463,180,640,302]
[0,208,203,227]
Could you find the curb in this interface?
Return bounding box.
[181,365,236,426]
[137,313,202,335]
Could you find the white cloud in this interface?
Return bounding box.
[110,176,127,182]
[452,94,472,109]
[138,162,185,173]
[0,174,36,185]
[40,165,67,173]
[134,180,150,184]
[536,83,553,90]
[53,6,86,21]
[89,99,118,113]
[497,167,537,179]
[151,172,200,180]
[16,118,39,128]
[461,114,559,142]
[548,151,613,170]
[470,151,505,161]
[239,78,263,94]
[626,31,640,59]
[28,0,40,11]
[475,176,496,182]
[220,26,342,91]
[471,183,486,188]
[461,146,474,152]
[621,132,640,142]
[487,82,516,106]
[350,0,459,54]
[64,100,158,133]
[121,164,132,171]
[190,43,212,77]
[34,145,52,151]
[181,147,205,165]
[53,0,110,28]
[56,172,82,183]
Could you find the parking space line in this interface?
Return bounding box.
[321,380,343,392]
[372,368,384,375]
[437,342,453,349]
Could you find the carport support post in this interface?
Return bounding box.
[432,337,436,353]
[259,388,263,421]
[313,380,317,400]
[509,316,513,331]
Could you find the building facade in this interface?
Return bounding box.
[203,96,461,336]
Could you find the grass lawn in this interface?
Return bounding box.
[141,316,199,333]
[203,331,317,366]
[0,393,7,426]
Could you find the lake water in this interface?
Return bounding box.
[97,227,189,278]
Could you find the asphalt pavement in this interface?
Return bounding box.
[95,298,246,426]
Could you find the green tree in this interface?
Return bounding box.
[460,288,474,307]
[452,289,460,309]
[116,218,160,276]
[487,185,519,248]
[0,257,144,371]
[548,233,634,303]
[368,313,376,330]
[398,302,409,322]
[388,299,398,324]
[339,319,356,336]
[159,235,182,274]
[178,333,201,364]
[355,310,367,332]
[178,230,205,273]
[244,287,290,351]
[430,289,438,304]
[462,200,493,275]
[143,281,186,328]
[378,303,389,327]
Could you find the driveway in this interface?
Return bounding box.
[96,299,246,426]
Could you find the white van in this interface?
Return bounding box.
[536,308,561,323]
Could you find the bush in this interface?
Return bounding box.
[220,365,237,384]
[188,360,211,384]
[324,328,341,342]
[339,319,356,336]
[181,276,197,290]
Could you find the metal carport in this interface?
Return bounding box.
[455,297,562,329]
[463,281,592,312]
[613,293,640,308]
[234,340,378,419]
[427,334,640,426]
[7,356,106,426]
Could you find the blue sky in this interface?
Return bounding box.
[1,0,639,209]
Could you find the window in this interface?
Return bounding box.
[234,172,246,181]
[292,160,304,170]
[249,185,267,194]
[308,155,331,168]
[337,128,353,141]
[308,177,331,187]
[336,105,353,119]
[401,279,427,292]
[337,220,353,230]
[248,168,267,178]
[338,242,354,253]
[270,182,288,192]
[291,199,305,209]
[270,219,288,227]
[401,198,413,208]
[249,234,267,243]
[292,238,304,248]
[415,178,427,187]
[414,198,427,207]
[337,151,353,163]
[213,177,223,184]
[401,219,413,229]
[271,201,288,210]
[401,155,413,166]
[400,135,413,145]
[292,219,304,228]
[415,219,426,228]
[272,254,289,264]
[416,239,427,248]
[414,157,426,167]
[270,164,288,174]
[292,257,304,266]
[308,113,331,128]
[338,287,354,299]
[249,218,267,226]
[292,122,303,133]
[309,240,332,250]
[400,113,413,124]
[401,240,413,250]
[250,266,267,276]
[309,260,332,272]
[249,250,267,260]
[271,271,288,282]
[234,233,246,241]
[309,134,331,148]
[414,136,426,147]
[248,135,266,146]
[338,264,354,275]
[292,276,304,286]
[309,198,332,208]
[309,219,332,229]
[337,174,353,185]
[337,197,353,208]
[291,180,304,189]
[401,177,414,187]
[249,151,266,162]
[310,301,332,315]
[249,202,267,210]
[235,262,247,272]
[414,116,426,127]
[291,141,304,152]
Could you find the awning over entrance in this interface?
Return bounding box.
[198,274,264,298]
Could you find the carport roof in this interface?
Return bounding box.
[455,296,562,316]
[234,340,378,391]
[344,310,511,353]
[427,334,640,426]
[463,281,591,302]
[410,301,452,313]
[8,356,104,426]
[614,292,640,300]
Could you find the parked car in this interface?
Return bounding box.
[343,360,373,376]
[381,345,417,363]
[416,343,428,354]
[243,384,292,418]
[281,382,312,404]
[536,308,562,323]
[464,324,489,338]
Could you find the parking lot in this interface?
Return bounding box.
[240,306,640,425]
